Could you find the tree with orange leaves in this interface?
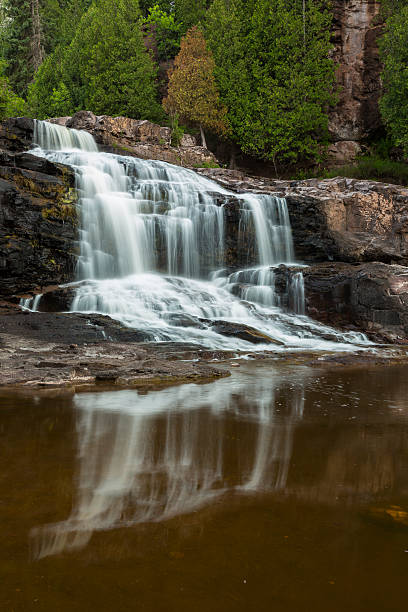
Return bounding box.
[163,26,228,148]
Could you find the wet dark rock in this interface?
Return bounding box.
[0,117,34,152]
[200,319,284,345]
[199,170,408,267]
[0,311,154,345]
[34,285,78,312]
[0,150,77,299]
[163,313,205,328]
[300,262,408,343]
[0,312,228,389]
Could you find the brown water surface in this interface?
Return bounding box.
[1,362,408,611]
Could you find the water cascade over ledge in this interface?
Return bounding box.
[27,120,369,351]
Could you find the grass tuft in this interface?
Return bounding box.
[322,156,408,186]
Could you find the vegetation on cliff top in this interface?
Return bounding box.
[0,0,408,170]
[379,4,408,156]
[163,27,228,147]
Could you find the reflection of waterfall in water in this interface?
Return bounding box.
[28,120,369,350]
[30,369,306,559]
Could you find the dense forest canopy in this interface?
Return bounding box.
[0,0,407,166]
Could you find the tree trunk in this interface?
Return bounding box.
[31,0,44,74]
[229,143,237,170]
[272,154,278,178]
[199,124,207,149]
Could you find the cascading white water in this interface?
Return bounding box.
[20,293,43,312]
[29,120,370,351]
[289,272,305,315]
[33,120,98,152]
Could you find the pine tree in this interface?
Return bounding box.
[163,26,228,147]
[174,0,210,33]
[379,5,408,153]
[205,0,336,166]
[2,0,41,95]
[29,0,163,121]
[0,61,27,119]
[41,0,92,54]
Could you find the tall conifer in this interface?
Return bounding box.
[163,26,228,147]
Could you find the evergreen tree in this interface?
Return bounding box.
[163,26,227,147]
[142,5,182,61]
[27,45,67,117]
[139,1,172,17]
[1,0,38,95]
[175,0,210,33]
[206,0,335,166]
[379,5,408,153]
[0,61,27,118]
[41,0,92,54]
[29,0,163,121]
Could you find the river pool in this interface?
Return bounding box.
[1,362,408,611]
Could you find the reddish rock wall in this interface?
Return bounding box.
[329,0,382,162]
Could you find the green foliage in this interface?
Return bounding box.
[29,0,163,122]
[379,5,408,154]
[0,61,27,119]
[27,46,70,118]
[164,27,228,138]
[380,0,408,17]
[1,0,33,95]
[0,0,91,96]
[49,81,72,117]
[169,113,184,147]
[41,0,92,53]
[142,5,182,61]
[175,0,209,33]
[139,0,173,17]
[205,0,336,164]
[322,156,408,186]
[193,161,220,168]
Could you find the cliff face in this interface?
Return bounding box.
[53,111,218,168]
[0,144,78,299]
[329,0,382,162]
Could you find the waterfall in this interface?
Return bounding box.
[289,272,305,315]
[20,293,43,312]
[33,120,98,152]
[29,120,369,351]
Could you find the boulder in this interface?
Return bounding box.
[200,318,284,345]
[301,262,408,343]
[327,140,362,165]
[63,111,216,167]
[0,117,34,152]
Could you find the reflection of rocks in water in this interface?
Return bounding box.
[30,372,306,558]
[289,426,408,505]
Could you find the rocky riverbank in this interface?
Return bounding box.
[2,114,408,363]
[3,308,408,391]
[0,310,230,390]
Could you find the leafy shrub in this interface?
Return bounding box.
[142,5,182,61]
[170,114,184,147]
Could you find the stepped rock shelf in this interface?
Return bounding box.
[1,115,408,389]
